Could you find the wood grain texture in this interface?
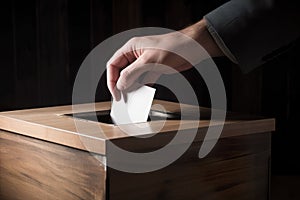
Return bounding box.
[0,100,275,155]
[0,101,273,200]
[108,132,271,200]
[0,130,105,200]
[37,0,69,106]
[0,1,15,111]
[12,0,39,108]
[112,0,141,33]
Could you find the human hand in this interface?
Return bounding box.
[107,19,223,100]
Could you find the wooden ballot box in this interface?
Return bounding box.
[0,100,274,200]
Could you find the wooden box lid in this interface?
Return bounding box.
[0,100,275,155]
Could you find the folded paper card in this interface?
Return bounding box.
[110,85,156,125]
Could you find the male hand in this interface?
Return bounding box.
[107,19,223,100]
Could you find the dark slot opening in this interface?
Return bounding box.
[64,110,181,124]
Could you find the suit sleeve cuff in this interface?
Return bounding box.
[204,16,238,64]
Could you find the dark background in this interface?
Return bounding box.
[1,0,299,199]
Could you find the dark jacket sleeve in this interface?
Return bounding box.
[204,0,300,73]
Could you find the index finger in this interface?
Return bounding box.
[106,47,136,100]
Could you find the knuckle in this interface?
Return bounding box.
[120,69,131,79]
[138,55,148,64]
[129,37,138,43]
[106,61,112,69]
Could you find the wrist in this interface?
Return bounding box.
[180,19,224,58]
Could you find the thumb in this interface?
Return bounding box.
[116,57,150,91]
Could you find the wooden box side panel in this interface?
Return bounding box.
[0,130,106,200]
[107,132,271,200]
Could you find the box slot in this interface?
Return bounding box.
[64,110,181,124]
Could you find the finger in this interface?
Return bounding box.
[173,62,193,72]
[107,63,121,101]
[106,46,136,100]
[111,86,121,102]
[140,71,161,86]
[116,57,151,91]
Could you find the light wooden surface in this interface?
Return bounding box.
[0,100,275,155]
[0,100,275,200]
[0,130,106,200]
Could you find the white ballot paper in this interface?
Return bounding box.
[110,85,156,125]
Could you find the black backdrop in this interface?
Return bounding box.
[1,0,300,177]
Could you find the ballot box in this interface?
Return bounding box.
[0,100,274,200]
